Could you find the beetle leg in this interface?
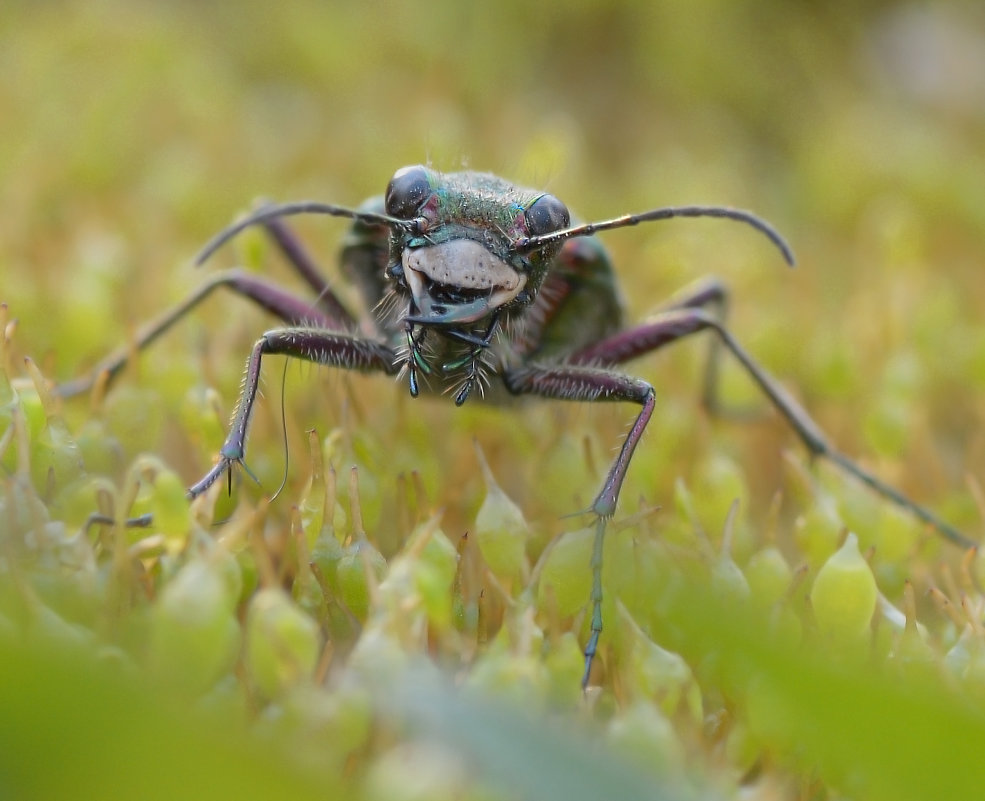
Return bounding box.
[261,218,358,329]
[441,313,501,406]
[404,321,434,398]
[657,277,736,416]
[59,269,356,398]
[658,275,729,315]
[504,363,656,687]
[189,327,398,498]
[568,307,976,550]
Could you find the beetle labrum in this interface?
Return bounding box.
[61,165,977,687]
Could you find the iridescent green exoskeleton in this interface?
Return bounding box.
[61,165,977,688]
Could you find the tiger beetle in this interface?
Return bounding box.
[61,165,978,688]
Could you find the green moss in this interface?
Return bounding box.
[3,2,984,799]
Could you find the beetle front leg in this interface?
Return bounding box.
[189,327,397,498]
[504,363,656,688]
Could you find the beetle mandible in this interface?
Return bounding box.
[61,165,977,687]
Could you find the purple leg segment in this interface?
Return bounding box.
[58,269,351,398]
[571,307,831,450]
[507,299,975,686]
[575,277,734,414]
[504,363,656,687]
[659,277,730,412]
[189,327,398,498]
[570,305,974,547]
[262,218,357,329]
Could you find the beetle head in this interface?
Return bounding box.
[194,165,793,332]
[381,165,571,327]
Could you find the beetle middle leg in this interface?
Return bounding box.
[59,218,360,399]
[569,305,976,550]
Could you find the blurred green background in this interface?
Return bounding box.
[2,1,985,799]
[4,0,984,498]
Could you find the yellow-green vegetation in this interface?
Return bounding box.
[3,2,985,800]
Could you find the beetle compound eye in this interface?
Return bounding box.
[525,194,570,237]
[385,165,431,219]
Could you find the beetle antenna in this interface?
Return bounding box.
[518,205,795,267]
[195,202,410,266]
